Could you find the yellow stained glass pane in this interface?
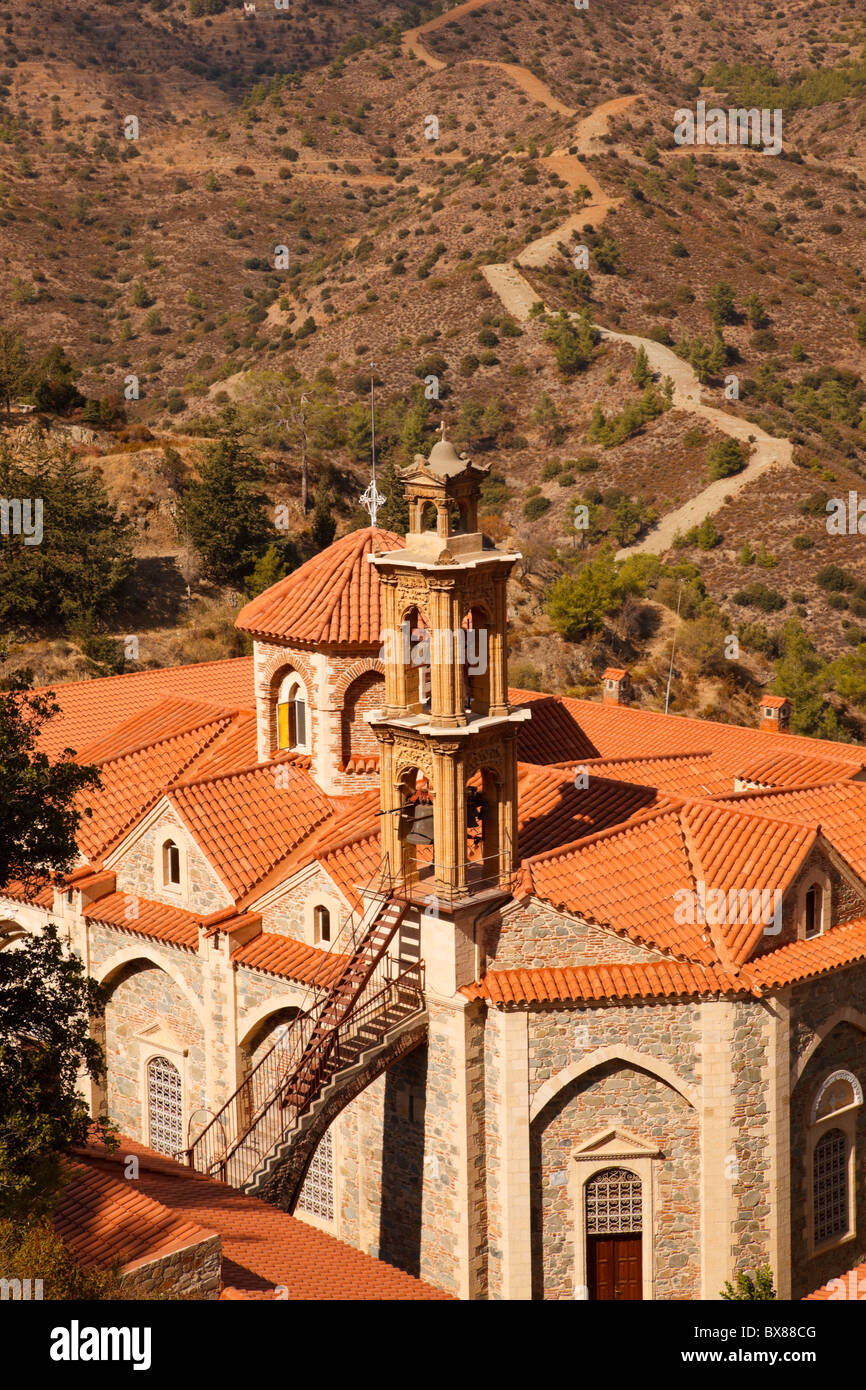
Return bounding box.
[277,701,290,750]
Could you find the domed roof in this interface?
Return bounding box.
[236,527,405,648]
[427,436,466,478]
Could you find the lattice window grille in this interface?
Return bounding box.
[297,1127,334,1223]
[813,1129,848,1245]
[585,1167,642,1235]
[147,1055,183,1158]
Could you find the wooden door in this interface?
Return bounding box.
[588,1233,643,1300]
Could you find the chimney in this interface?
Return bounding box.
[759,694,791,734]
[602,667,631,706]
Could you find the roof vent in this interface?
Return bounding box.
[759,695,791,734]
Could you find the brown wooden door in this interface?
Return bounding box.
[588,1233,642,1300]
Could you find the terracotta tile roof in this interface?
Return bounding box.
[169,761,335,899]
[235,528,405,647]
[736,749,864,789]
[716,781,866,881]
[518,689,866,769]
[83,891,201,950]
[519,797,824,969]
[761,695,790,709]
[680,801,816,965]
[602,667,628,681]
[315,828,384,909]
[746,915,866,989]
[75,1139,450,1300]
[231,933,347,987]
[464,960,743,1006]
[512,694,599,764]
[54,1158,217,1273]
[0,882,54,908]
[515,763,666,860]
[37,657,254,759]
[805,1262,866,1300]
[76,713,235,860]
[75,696,238,766]
[557,751,729,800]
[521,807,717,963]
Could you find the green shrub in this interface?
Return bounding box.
[706,437,747,480]
[523,496,551,521]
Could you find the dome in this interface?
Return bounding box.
[426,436,467,478]
[235,527,405,647]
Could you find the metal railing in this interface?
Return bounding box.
[185,960,424,1190]
[180,859,414,1186]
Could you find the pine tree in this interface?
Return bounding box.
[632,345,651,388]
[177,416,272,586]
[311,483,337,551]
[377,457,409,534]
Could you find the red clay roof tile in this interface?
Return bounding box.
[235,528,405,647]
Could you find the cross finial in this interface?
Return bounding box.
[439,419,447,442]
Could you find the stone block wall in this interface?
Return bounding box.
[788,964,866,1298]
[112,810,231,916]
[487,900,666,970]
[526,1003,702,1300]
[121,1234,222,1300]
[102,955,206,1145]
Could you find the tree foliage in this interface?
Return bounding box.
[0,433,133,633]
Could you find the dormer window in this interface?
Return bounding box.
[163,839,181,887]
[277,673,308,752]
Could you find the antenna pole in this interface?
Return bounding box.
[370,361,377,506]
[664,581,683,716]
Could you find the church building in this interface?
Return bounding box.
[6,433,866,1301]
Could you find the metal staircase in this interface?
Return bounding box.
[181,871,426,1200]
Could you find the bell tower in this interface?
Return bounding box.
[368,427,528,908]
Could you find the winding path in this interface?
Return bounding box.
[402,0,795,555]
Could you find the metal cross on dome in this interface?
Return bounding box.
[359,359,385,526]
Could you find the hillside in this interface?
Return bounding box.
[2,0,866,739]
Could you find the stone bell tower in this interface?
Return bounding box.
[368,427,527,919]
[367,429,528,1299]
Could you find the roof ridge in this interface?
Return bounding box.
[522,799,685,869]
[168,749,307,794]
[89,708,236,768]
[36,655,252,697]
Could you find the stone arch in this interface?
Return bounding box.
[237,993,307,1051]
[332,657,384,705]
[529,1046,699,1301]
[0,917,27,949]
[530,1045,699,1123]
[341,668,385,766]
[792,1008,866,1088]
[95,944,205,1028]
[256,645,316,702]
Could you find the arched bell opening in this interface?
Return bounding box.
[466,765,502,889]
[396,767,434,892]
[401,606,431,715]
[460,605,491,718]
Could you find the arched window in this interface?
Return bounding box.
[276,672,307,752]
[812,1070,863,1124]
[147,1055,183,1158]
[162,839,181,887]
[296,1126,334,1223]
[813,1128,848,1246]
[314,905,331,944]
[585,1167,643,1235]
[0,920,26,950]
[805,884,822,938]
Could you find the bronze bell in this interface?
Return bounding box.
[402,799,435,845]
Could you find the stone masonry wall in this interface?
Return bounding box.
[120,1234,221,1300]
[788,963,866,1298]
[730,1000,772,1277]
[527,1003,702,1300]
[112,808,231,916]
[103,958,206,1144]
[487,899,666,971]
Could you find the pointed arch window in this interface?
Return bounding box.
[277,673,308,752]
[147,1055,183,1158]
